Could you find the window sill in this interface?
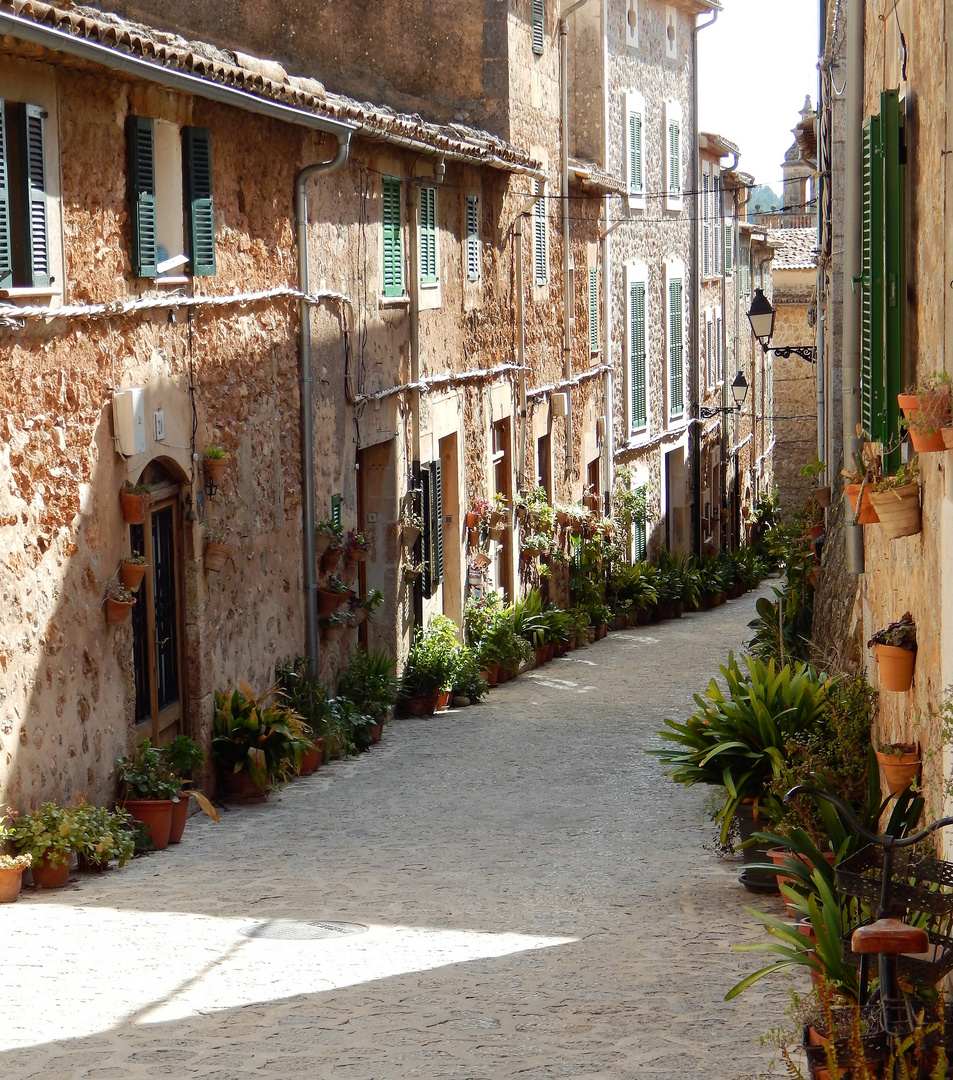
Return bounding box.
[379,294,410,309]
[0,287,60,300]
[155,276,190,286]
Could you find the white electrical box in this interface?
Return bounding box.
[551,392,569,418]
[596,415,607,439]
[154,409,165,441]
[112,389,146,457]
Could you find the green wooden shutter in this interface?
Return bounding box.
[331,493,342,528]
[127,115,157,278]
[589,267,599,353]
[668,120,680,195]
[533,182,547,285]
[382,176,403,296]
[0,100,12,288]
[860,114,884,450]
[630,280,646,431]
[669,278,683,415]
[628,109,642,195]
[725,221,733,273]
[21,104,50,287]
[881,89,904,471]
[421,463,444,598]
[183,126,216,276]
[634,517,646,561]
[465,194,480,281]
[702,172,710,276]
[532,0,544,55]
[419,185,437,284]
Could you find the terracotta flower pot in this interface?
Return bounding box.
[405,693,438,717]
[105,596,135,625]
[402,525,421,547]
[867,483,921,539]
[435,690,451,712]
[123,799,174,849]
[899,391,950,453]
[317,588,345,616]
[168,796,190,844]
[806,522,824,543]
[943,426,953,451]
[347,546,367,563]
[843,483,879,525]
[220,770,269,803]
[298,743,322,776]
[314,531,332,557]
[370,722,384,744]
[0,865,25,902]
[488,526,504,542]
[204,541,233,572]
[120,490,149,524]
[465,512,480,528]
[321,546,344,572]
[874,643,916,692]
[119,560,148,592]
[31,853,71,889]
[204,456,228,485]
[876,745,920,795]
[814,484,832,507]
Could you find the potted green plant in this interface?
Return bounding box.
[116,741,182,850]
[489,491,511,527]
[867,458,920,539]
[317,518,346,568]
[160,735,218,842]
[898,371,951,453]
[399,615,461,715]
[400,506,425,548]
[0,852,32,903]
[403,557,426,583]
[346,529,370,563]
[275,657,329,770]
[211,682,312,800]
[338,648,398,732]
[71,803,136,871]
[120,479,152,524]
[119,552,148,592]
[104,578,136,625]
[800,456,830,507]
[204,525,233,572]
[2,802,81,888]
[318,574,351,616]
[874,738,921,795]
[466,496,489,530]
[203,444,229,487]
[867,611,916,692]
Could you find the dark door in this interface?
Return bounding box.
[131,484,186,745]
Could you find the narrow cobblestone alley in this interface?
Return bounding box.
[2,588,793,1080]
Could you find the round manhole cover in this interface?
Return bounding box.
[240,920,369,941]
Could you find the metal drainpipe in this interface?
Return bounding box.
[559,0,589,481]
[295,131,353,679]
[842,0,864,575]
[515,217,528,491]
[601,193,613,518]
[692,9,719,556]
[408,181,424,630]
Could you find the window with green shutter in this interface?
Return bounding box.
[419,185,437,284]
[465,194,480,281]
[588,267,599,354]
[725,221,733,273]
[127,116,157,278]
[421,460,444,598]
[382,176,403,296]
[629,278,646,432]
[860,89,904,470]
[533,180,547,286]
[668,119,680,195]
[0,100,52,288]
[634,516,646,561]
[628,107,642,197]
[702,171,711,276]
[183,126,216,276]
[668,278,684,417]
[531,0,544,55]
[331,494,342,528]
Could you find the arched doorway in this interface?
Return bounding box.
[129,461,188,745]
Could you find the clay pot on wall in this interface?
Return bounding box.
[204,542,233,573]
[120,490,149,524]
[105,595,135,625]
[899,392,950,453]
[119,560,148,592]
[867,484,921,539]
[874,643,916,691]
[203,456,228,487]
[875,743,920,795]
[843,483,879,525]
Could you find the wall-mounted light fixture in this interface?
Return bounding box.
[746,288,817,363]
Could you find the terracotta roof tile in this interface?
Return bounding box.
[768,227,817,270]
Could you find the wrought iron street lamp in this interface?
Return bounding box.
[699,371,749,419]
[746,288,817,363]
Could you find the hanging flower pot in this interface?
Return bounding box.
[120,488,150,524]
[347,545,367,564]
[874,643,916,691]
[204,541,233,573]
[875,743,920,794]
[203,455,228,488]
[321,545,344,572]
[867,483,921,539]
[814,485,832,508]
[465,511,480,528]
[105,594,135,625]
[119,559,148,592]
[314,531,332,558]
[467,527,479,546]
[843,483,879,525]
[402,524,421,548]
[488,525,505,542]
[899,391,950,453]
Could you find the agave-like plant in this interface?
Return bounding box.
[648,653,834,843]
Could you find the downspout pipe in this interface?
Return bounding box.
[559,0,590,481]
[295,131,353,678]
[515,216,528,491]
[601,193,613,519]
[842,0,864,575]
[692,9,719,556]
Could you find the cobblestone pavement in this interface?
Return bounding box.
[1,588,797,1080]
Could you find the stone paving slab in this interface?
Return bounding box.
[1,587,798,1079]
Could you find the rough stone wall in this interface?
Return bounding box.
[771,275,818,520]
[608,0,697,550]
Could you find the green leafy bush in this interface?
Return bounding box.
[212,682,312,788]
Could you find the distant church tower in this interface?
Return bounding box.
[781,95,816,223]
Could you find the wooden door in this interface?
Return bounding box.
[131,480,187,745]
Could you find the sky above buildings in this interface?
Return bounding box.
[698,0,820,194]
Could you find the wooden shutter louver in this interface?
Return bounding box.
[127,115,157,278]
[465,194,480,281]
[0,100,12,288]
[860,115,884,451]
[21,104,49,287]
[628,110,642,195]
[589,267,599,353]
[532,0,544,55]
[629,280,646,431]
[183,126,215,276]
[533,183,547,285]
[420,186,437,284]
[881,89,904,471]
[702,172,711,276]
[421,462,444,598]
[668,119,680,195]
[382,176,403,296]
[725,221,733,272]
[669,278,683,415]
